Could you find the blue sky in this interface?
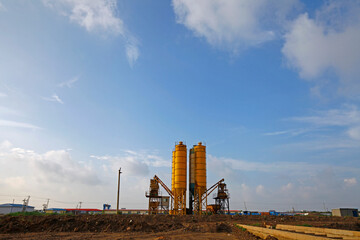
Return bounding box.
[0,0,359,211]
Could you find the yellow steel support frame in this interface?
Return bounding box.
[193,187,206,215]
[173,188,186,215]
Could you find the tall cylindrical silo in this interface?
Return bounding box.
[171,151,175,192]
[193,142,206,214]
[189,148,195,214]
[175,142,187,189]
[194,142,206,190]
[173,141,187,215]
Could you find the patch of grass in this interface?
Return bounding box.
[251,223,261,227]
[234,224,247,231]
[7,212,45,217]
[297,224,312,227]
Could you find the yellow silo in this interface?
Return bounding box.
[171,151,175,192]
[173,141,187,215]
[194,142,206,189]
[193,142,206,215]
[175,142,187,189]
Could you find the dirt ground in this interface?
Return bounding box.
[0,214,359,239]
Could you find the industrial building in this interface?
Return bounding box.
[64,208,102,214]
[0,203,35,214]
[146,141,230,215]
[332,208,359,217]
[44,208,67,214]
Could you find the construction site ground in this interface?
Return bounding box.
[0,214,359,240]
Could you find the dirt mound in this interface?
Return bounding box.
[0,214,359,235]
[215,223,232,233]
[0,215,184,234]
[265,236,278,240]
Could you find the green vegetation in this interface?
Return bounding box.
[251,222,261,227]
[7,211,77,217]
[7,211,45,217]
[297,224,312,227]
[234,224,247,231]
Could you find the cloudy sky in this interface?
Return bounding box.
[0,0,359,212]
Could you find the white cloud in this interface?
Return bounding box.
[44,0,140,67]
[126,42,140,68]
[0,1,6,11]
[1,177,26,189]
[0,92,7,97]
[290,104,360,140]
[208,154,360,176]
[264,128,311,136]
[226,167,360,211]
[35,150,100,185]
[347,126,360,140]
[90,150,169,177]
[172,0,300,51]
[44,0,123,35]
[241,183,249,192]
[43,94,64,104]
[0,106,22,116]
[0,140,12,149]
[264,130,292,136]
[58,76,79,88]
[0,141,158,210]
[0,119,41,129]
[344,177,357,187]
[291,105,360,126]
[255,184,264,195]
[281,183,293,192]
[0,141,100,185]
[282,1,360,96]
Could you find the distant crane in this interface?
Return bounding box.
[42,199,50,212]
[22,196,30,212]
[76,201,82,209]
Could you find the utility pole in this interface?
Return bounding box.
[117,167,122,214]
[10,199,14,213]
[323,201,328,212]
[244,201,247,211]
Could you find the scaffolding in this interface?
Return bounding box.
[213,183,230,214]
[145,178,170,214]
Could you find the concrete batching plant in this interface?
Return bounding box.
[146,141,229,215]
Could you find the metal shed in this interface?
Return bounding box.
[0,203,35,214]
